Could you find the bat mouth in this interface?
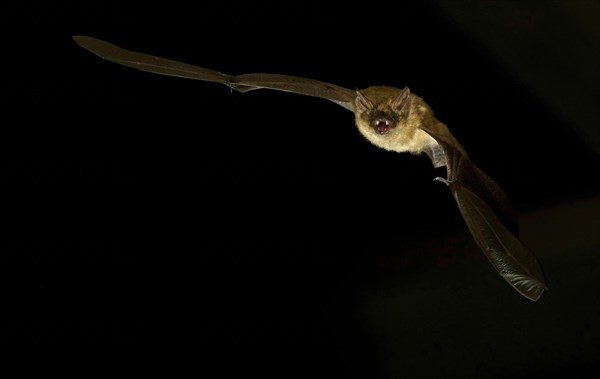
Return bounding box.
[373,119,391,134]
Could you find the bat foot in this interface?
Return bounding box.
[433,177,454,186]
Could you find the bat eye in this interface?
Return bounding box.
[373,119,391,134]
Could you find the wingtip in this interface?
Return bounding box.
[72,35,89,50]
[526,285,547,302]
[72,35,92,46]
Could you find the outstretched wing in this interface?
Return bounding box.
[72,36,356,111]
[421,121,547,301]
[452,184,547,301]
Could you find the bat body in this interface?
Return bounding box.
[73,36,547,301]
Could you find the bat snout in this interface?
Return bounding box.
[373,119,392,134]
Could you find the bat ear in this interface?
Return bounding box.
[355,90,373,113]
[391,86,411,116]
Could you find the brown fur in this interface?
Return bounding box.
[354,86,439,154]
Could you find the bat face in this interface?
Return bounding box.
[354,86,438,155]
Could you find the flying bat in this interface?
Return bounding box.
[72,35,547,301]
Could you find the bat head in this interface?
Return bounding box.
[354,86,412,136]
[353,86,435,154]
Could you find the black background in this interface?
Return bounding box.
[2,1,600,378]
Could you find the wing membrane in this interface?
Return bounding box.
[453,185,547,301]
[73,36,355,110]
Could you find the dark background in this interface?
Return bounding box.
[2,1,600,378]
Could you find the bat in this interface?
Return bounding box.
[72,35,547,301]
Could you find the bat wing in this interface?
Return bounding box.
[72,36,356,111]
[421,122,547,301]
